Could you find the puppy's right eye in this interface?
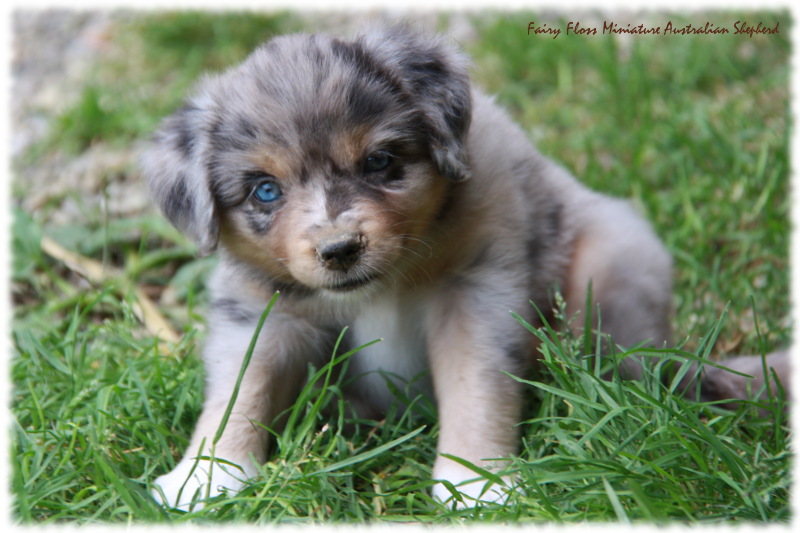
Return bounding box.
[252,180,283,203]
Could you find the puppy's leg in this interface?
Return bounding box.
[152,313,321,510]
[564,195,672,377]
[427,289,527,507]
[564,194,790,407]
[677,350,791,415]
[698,350,791,407]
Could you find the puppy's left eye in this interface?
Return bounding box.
[364,152,392,173]
[252,180,283,203]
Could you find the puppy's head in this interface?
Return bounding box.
[141,25,472,294]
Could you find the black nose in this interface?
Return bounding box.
[316,234,365,271]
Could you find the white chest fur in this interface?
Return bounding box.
[345,290,433,415]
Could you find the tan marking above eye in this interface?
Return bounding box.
[247,150,294,180]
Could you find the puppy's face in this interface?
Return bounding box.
[221,137,449,294]
[210,56,450,293]
[142,28,473,294]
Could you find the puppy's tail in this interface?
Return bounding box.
[678,349,791,413]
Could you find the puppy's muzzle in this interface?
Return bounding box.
[316,233,365,271]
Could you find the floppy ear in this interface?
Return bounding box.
[140,94,220,256]
[365,25,473,182]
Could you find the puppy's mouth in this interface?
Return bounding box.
[325,272,380,292]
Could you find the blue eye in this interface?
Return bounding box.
[252,180,282,203]
[364,152,391,173]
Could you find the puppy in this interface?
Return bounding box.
[141,25,789,509]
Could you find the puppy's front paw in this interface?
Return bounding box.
[432,460,512,509]
[151,456,255,510]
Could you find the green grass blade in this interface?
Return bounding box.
[213,292,279,445]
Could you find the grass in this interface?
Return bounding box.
[10,9,791,525]
[34,11,293,157]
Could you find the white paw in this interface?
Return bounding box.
[432,461,512,509]
[151,455,256,510]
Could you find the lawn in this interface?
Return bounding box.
[9,9,791,524]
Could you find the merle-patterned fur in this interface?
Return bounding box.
[141,25,790,511]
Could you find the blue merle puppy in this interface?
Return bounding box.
[141,25,789,509]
